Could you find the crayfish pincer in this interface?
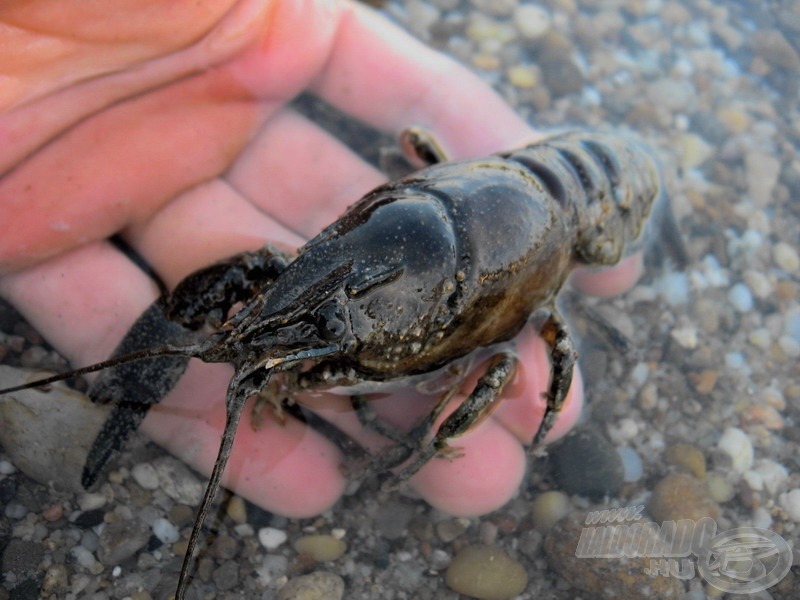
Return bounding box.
[0,128,665,598]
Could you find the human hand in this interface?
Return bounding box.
[0,0,641,518]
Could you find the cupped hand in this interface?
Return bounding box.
[0,0,641,518]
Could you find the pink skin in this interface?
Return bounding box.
[0,1,642,518]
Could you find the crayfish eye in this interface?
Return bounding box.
[316,302,348,341]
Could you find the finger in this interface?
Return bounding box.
[225,108,386,238]
[0,68,279,274]
[569,252,645,297]
[0,242,346,517]
[122,177,305,287]
[310,3,534,157]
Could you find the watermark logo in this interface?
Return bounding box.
[575,506,792,594]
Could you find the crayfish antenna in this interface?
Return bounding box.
[0,343,204,396]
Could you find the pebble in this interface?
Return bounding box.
[293,535,347,562]
[779,489,800,522]
[98,515,151,566]
[648,473,720,523]
[728,282,754,312]
[678,133,713,169]
[444,545,528,600]
[259,527,288,550]
[212,560,239,592]
[512,4,551,40]
[745,151,781,206]
[152,456,204,506]
[130,463,160,491]
[549,427,624,498]
[77,492,107,512]
[152,518,180,544]
[617,447,644,482]
[225,495,247,524]
[715,427,754,473]
[544,511,684,599]
[506,65,537,89]
[436,517,470,542]
[531,491,571,530]
[670,325,698,349]
[277,571,345,600]
[706,472,736,503]
[664,443,707,479]
[773,242,800,272]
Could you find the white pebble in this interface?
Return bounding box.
[752,506,773,530]
[742,270,772,298]
[725,352,745,369]
[77,492,107,511]
[748,328,772,349]
[671,326,698,349]
[716,427,754,473]
[607,418,639,444]
[617,447,644,482]
[152,518,180,544]
[728,283,754,312]
[513,4,551,40]
[755,459,789,496]
[258,527,288,550]
[773,242,800,273]
[71,545,98,569]
[779,489,800,522]
[0,460,16,475]
[131,463,160,490]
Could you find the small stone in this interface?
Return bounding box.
[507,65,537,89]
[152,518,180,544]
[690,369,718,395]
[531,491,571,530]
[42,502,63,522]
[716,427,754,473]
[225,495,247,525]
[436,518,470,543]
[728,283,754,312]
[77,492,107,511]
[98,515,151,566]
[259,527,288,550]
[743,270,773,298]
[41,563,69,595]
[212,560,239,592]
[706,472,735,503]
[745,151,781,206]
[550,427,624,498]
[741,404,785,430]
[544,512,684,599]
[670,325,698,349]
[773,242,800,272]
[717,107,750,133]
[153,456,204,506]
[131,463,160,491]
[293,535,346,562]
[664,443,707,479]
[445,545,528,600]
[648,473,719,523]
[678,133,713,169]
[513,4,551,40]
[277,571,345,600]
[779,489,800,522]
[617,447,644,483]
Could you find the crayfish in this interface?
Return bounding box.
[0,127,674,598]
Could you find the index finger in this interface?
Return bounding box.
[311,2,534,157]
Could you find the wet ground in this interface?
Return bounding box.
[1,0,800,598]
